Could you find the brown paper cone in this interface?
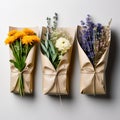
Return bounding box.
[77,26,111,95]
[41,27,76,95]
[9,26,39,94]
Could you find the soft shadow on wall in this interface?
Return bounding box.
[105,29,119,99]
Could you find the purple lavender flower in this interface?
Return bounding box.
[77,15,103,66]
[96,23,103,39]
[80,20,85,25]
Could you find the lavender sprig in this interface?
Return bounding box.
[46,17,51,40]
[52,13,58,30]
[78,15,104,66]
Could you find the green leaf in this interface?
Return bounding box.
[48,40,55,54]
[41,43,49,58]
[46,52,50,58]
[10,44,19,63]
[48,46,57,63]
[52,53,57,62]
[53,58,60,69]
[9,59,21,70]
[41,43,47,52]
[9,59,15,64]
[14,40,20,58]
[45,40,49,49]
[22,56,26,63]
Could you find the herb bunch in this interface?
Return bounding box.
[41,13,59,69]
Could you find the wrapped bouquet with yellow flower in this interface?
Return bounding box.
[5,26,40,96]
[40,13,76,95]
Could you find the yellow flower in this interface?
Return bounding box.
[5,36,16,44]
[14,31,26,39]
[23,28,35,35]
[5,31,26,44]
[5,29,39,45]
[21,35,40,45]
[8,30,17,36]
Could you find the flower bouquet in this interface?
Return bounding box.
[77,15,111,95]
[40,13,76,95]
[5,26,40,96]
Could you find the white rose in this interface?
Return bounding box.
[55,37,71,54]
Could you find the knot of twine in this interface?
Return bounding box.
[11,66,31,75]
[81,70,104,96]
[44,72,66,105]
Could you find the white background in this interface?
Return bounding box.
[0,0,120,120]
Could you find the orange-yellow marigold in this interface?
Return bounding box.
[22,35,40,45]
[5,36,16,44]
[8,30,17,36]
[23,28,35,35]
[14,31,26,39]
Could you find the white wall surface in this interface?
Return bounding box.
[0,0,120,120]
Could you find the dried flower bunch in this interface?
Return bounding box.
[5,28,40,96]
[41,13,71,69]
[77,15,109,66]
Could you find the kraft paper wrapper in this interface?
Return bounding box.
[41,27,76,95]
[9,26,39,94]
[77,26,111,95]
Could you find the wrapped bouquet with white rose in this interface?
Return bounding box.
[40,13,76,95]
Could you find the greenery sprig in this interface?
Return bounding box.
[41,13,59,69]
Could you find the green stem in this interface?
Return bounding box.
[10,44,19,63]
[18,73,24,96]
[19,39,22,62]
[26,44,29,58]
